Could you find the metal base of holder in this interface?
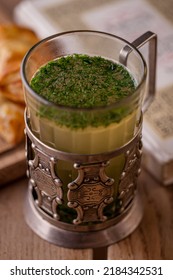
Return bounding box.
[25,186,143,249]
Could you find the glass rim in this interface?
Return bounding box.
[21,29,147,112]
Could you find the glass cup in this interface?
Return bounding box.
[21,30,157,248]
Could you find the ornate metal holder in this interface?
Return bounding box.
[22,30,157,249]
[24,113,143,249]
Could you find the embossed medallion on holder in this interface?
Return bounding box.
[27,142,63,219]
[67,161,114,224]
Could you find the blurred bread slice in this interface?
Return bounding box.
[0,78,24,103]
[0,24,39,144]
[0,24,39,104]
[0,95,25,144]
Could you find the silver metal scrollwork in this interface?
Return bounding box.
[67,161,114,224]
[27,139,63,220]
[118,134,142,213]
[25,113,143,231]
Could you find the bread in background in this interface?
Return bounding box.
[0,95,25,144]
[0,24,39,144]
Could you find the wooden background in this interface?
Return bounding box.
[0,0,173,260]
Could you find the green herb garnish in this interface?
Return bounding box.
[30,54,136,128]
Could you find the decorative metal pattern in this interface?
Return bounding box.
[118,134,142,213]
[27,140,63,219]
[25,113,143,230]
[67,161,114,224]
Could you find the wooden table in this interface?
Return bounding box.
[0,0,173,260]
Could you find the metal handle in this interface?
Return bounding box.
[119,31,157,112]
